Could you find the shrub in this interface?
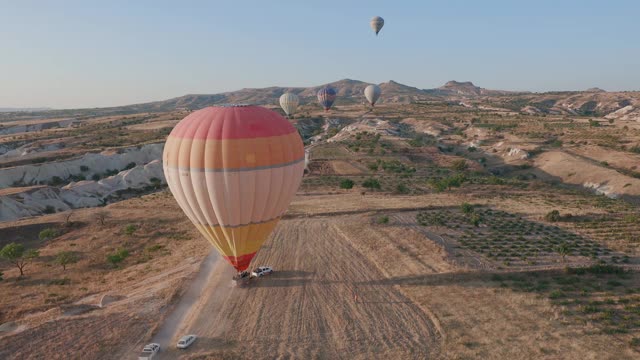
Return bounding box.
[123,162,137,171]
[394,183,409,194]
[124,224,137,235]
[367,162,379,171]
[451,159,468,171]
[377,216,389,224]
[43,205,56,214]
[469,212,483,227]
[106,248,129,266]
[80,165,89,172]
[362,178,381,190]
[0,271,3,281]
[545,210,561,222]
[91,174,101,181]
[50,176,65,186]
[460,203,474,214]
[339,179,355,189]
[39,228,58,240]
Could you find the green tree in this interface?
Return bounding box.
[339,179,355,189]
[55,251,78,271]
[0,243,40,276]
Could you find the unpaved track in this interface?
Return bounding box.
[151,251,220,353]
[168,217,442,359]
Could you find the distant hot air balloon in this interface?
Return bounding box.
[364,84,381,107]
[279,92,300,117]
[163,105,305,275]
[317,87,337,111]
[370,16,384,36]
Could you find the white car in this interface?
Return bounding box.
[251,266,274,277]
[177,334,197,349]
[138,343,160,359]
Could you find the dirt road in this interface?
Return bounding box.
[150,250,220,353]
[156,217,443,359]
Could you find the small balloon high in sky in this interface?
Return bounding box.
[370,16,384,36]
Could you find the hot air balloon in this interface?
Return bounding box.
[317,87,337,112]
[163,105,305,276]
[364,84,381,107]
[370,16,384,36]
[279,92,299,117]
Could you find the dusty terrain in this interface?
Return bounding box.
[3,84,640,359]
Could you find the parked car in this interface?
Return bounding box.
[138,343,160,359]
[251,266,274,277]
[177,334,197,349]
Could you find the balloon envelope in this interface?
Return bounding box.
[364,84,381,106]
[279,92,300,116]
[370,16,384,35]
[317,87,337,111]
[163,105,305,272]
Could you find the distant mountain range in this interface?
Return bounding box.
[4,80,639,119]
[0,107,52,113]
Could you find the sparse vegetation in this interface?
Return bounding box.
[362,178,381,190]
[124,224,137,235]
[106,248,130,267]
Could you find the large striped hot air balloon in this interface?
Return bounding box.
[364,84,381,107]
[163,105,305,274]
[370,16,384,36]
[279,92,299,117]
[317,87,337,111]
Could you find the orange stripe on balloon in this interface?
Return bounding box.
[163,132,304,171]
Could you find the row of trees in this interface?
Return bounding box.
[0,243,79,277]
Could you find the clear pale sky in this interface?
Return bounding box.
[1,0,639,109]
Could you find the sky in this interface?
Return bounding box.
[1,0,639,109]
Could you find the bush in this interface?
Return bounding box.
[377,215,389,224]
[0,271,3,281]
[123,162,137,171]
[106,248,129,266]
[451,159,468,171]
[91,174,101,181]
[80,165,89,172]
[545,210,561,222]
[362,178,381,190]
[43,205,56,214]
[394,183,409,194]
[39,228,58,240]
[124,224,137,235]
[50,176,64,186]
[367,162,379,171]
[460,203,474,214]
[339,179,355,189]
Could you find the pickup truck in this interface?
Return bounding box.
[138,343,160,359]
